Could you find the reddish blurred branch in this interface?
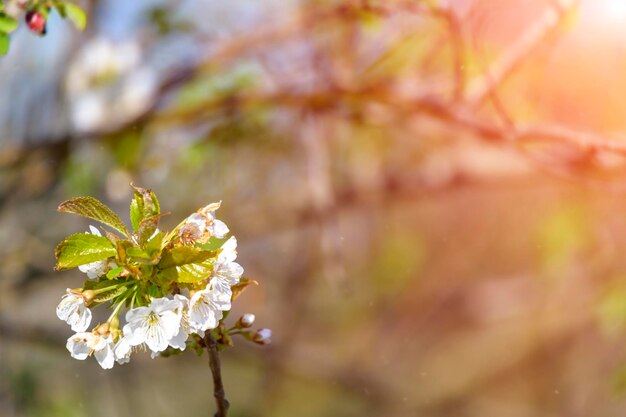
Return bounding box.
[467,0,578,108]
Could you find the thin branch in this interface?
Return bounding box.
[466,0,577,108]
[204,332,229,417]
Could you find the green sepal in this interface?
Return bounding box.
[55,233,116,270]
[58,196,130,237]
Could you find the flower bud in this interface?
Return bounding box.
[25,10,46,36]
[252,328,272,345]
[95,322,110,335]
[82,290,95,303]
[237,314,255,329]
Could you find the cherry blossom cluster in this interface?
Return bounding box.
[54,187,270,369]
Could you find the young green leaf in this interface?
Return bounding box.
[174,258,216,283]
[158,246,215,269]
[64,3,87,31]
[58,196,130,237]
[55,233,116,270]
[145,231,164,257]
[0,32,9,56]
[0,13,18,33]
[130,198,141,231]
[106,266,125,279]
[130,184,160,232]
[159,253,216,283]
[135,215,161,247]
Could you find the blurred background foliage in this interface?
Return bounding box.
[5,0,626,416]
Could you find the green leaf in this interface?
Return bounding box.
[0,13,18,33]
[158,246,216,269]
[58,196,130,237]
[135,214,161,247]
[130,199,141,231]
[197,236,228,251]
[0,32,9,56]
[53,2,67,18]
[55,233,116,270]
[129,184,161,233]
[174,258,216,283]
[145,231,164,257]
[106,266,125,279]
[64,3,87,31]
[159,249,216,283]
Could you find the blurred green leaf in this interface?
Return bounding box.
[0,13,18,33]
[64,3,87,31]
[55,233,116,270]
[537,204,590,277]
[370,232,425,296]
[597,282,626,337]
[0,32,9,56]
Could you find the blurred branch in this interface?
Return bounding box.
[466,0,577,108]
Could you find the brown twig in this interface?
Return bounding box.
[204,332,229,417]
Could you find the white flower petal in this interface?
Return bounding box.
[66,333,93,360]
[210,219,229,239]
[94,337,115,369]
[218,236,238,263]
[88,225,101,236]
[114,337,132,364]
[56,293,92,332]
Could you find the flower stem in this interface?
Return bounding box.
[204,331,229,417]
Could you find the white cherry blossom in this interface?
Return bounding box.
[179,202,229,244]
[56,290,92,332]
[188,286,231,333]
[66,332,115,369]
[200,202,229,239]
[122,297,182,353]
[210,236,243,298]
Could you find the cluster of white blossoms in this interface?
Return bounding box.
[56,204,253,369]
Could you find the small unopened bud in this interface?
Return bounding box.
[252,328,272,345]
[237,313,255,329]
[82,290,95,303]
[25,11,46,36]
